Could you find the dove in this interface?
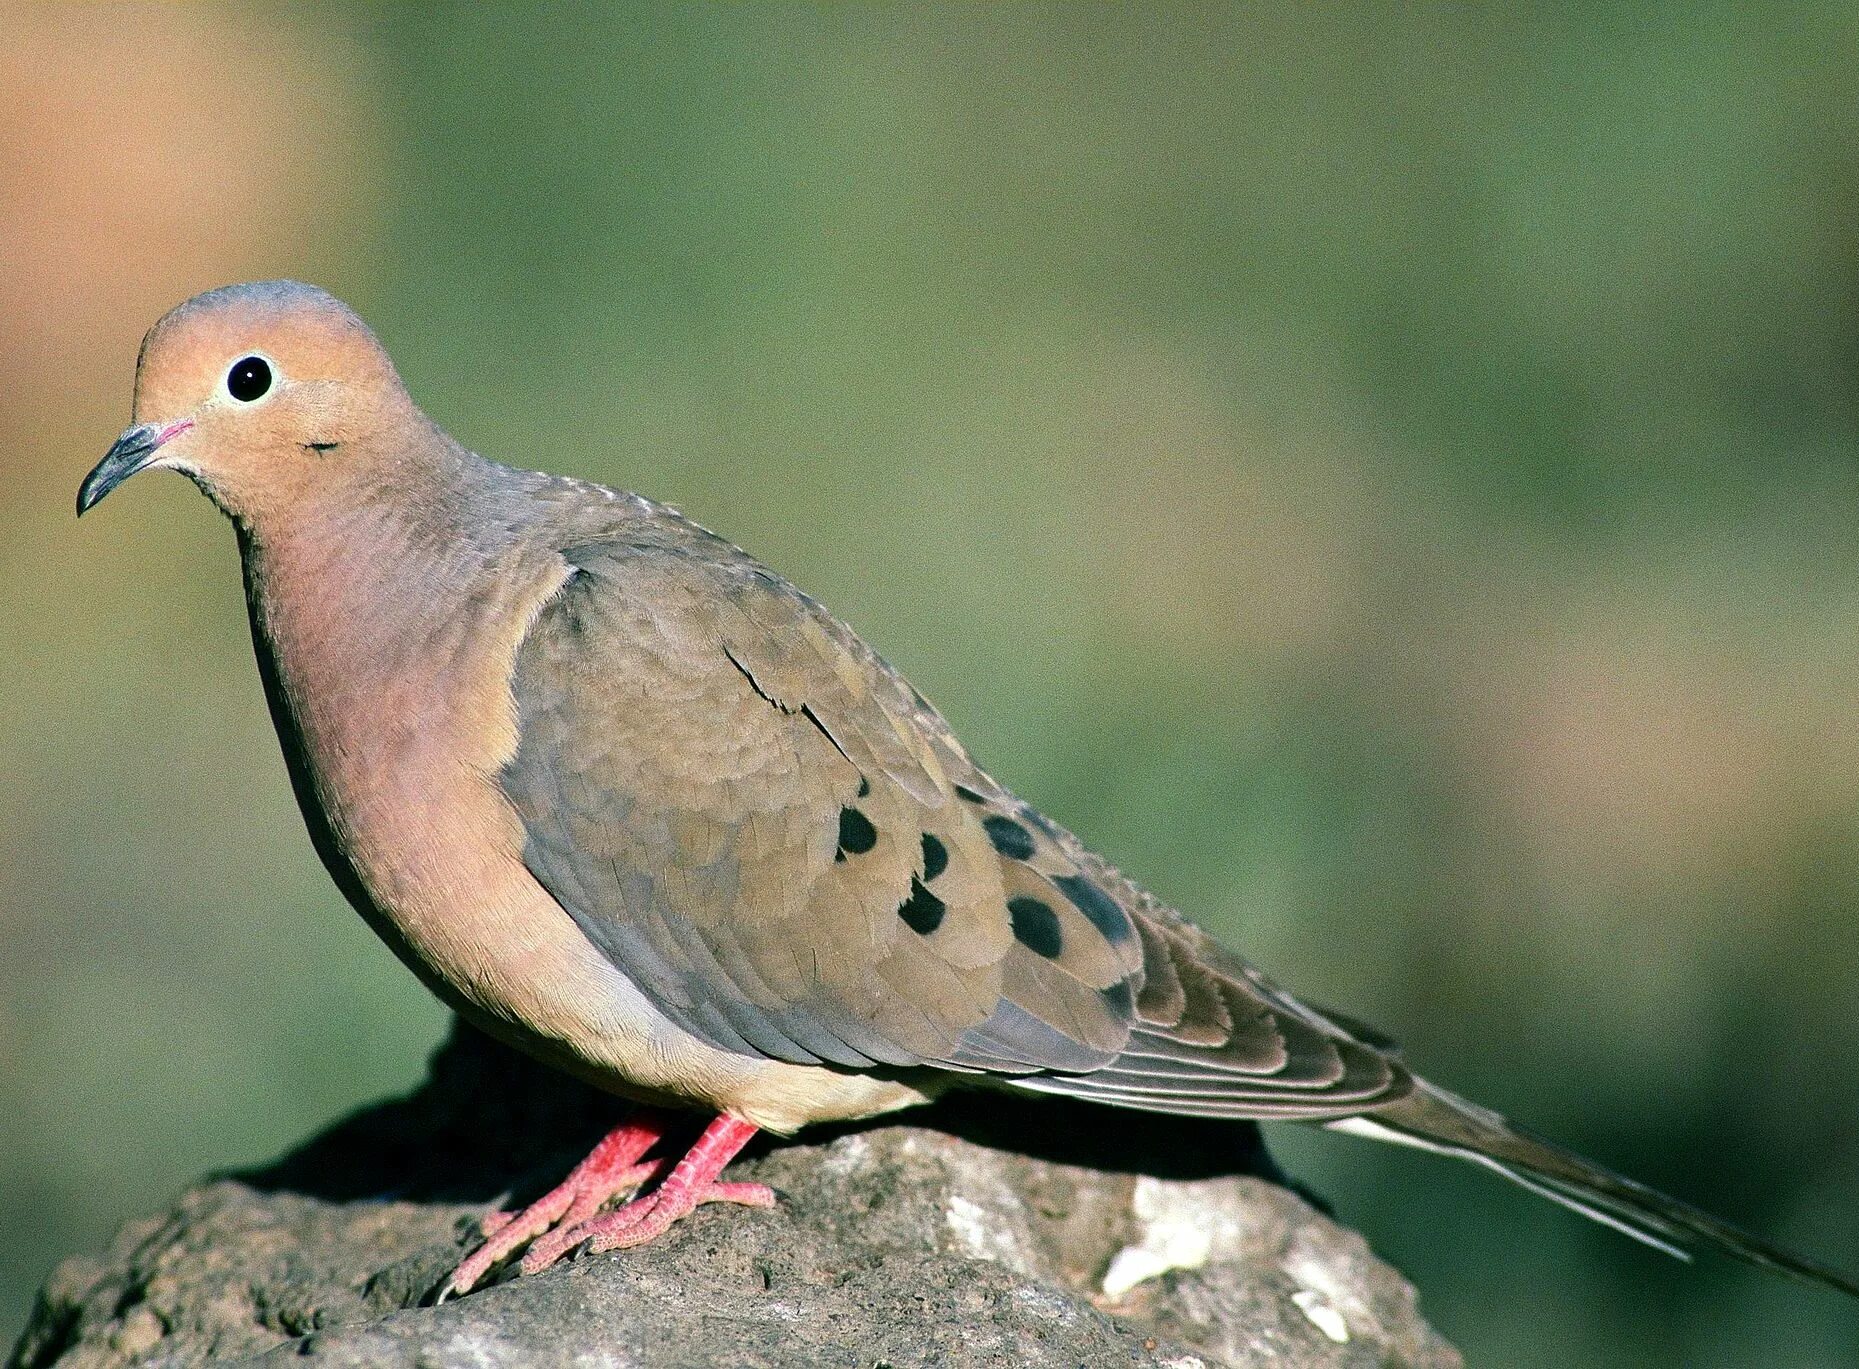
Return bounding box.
[77,281,1858,1303]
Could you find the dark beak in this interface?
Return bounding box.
[77,420,192,516]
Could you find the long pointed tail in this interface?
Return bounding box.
[1333,1081,1859,1299]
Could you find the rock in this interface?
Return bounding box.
[8,1025,1460,1369]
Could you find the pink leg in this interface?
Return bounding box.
[519,1114,775,1274]
[440,1111,672,1299]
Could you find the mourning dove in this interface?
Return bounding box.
[78,281,1858,1303]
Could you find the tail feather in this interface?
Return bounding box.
[1338,1082,1859,1299]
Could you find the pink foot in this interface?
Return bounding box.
[520,1115,774,1275]
[440,1111,672,1299]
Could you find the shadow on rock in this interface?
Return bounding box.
[239,1022,1306,1208]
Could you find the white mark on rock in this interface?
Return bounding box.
[945,1191,1021,1266]
[1100,1175,1217,1297]
[1281,1227,1371,1346]
[1009,1283,1075,1322]
[816,1133,870,1178]
[1292,1288,1351,1344]
[567,1352,628,1369]
[1102,1246,1177,1299]
[429,1330,512,1368]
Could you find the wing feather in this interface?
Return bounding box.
[500,510,1413,1119]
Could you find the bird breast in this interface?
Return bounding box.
[236,520,932,1129]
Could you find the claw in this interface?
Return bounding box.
[522,1173,775,1271]
[438,1111,772,1298]
[440,1111,672,1298]
[519,1115,770,1272]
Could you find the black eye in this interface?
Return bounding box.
[226,355,272,402]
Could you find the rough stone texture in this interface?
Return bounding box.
[9,1025,1460,1369]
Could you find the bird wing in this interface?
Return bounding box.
[501,521,1407,1116]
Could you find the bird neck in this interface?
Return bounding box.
[232,435,574,899]
[237,422,515,592]
[232,426,551,755]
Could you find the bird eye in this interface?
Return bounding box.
[225,355,273,403]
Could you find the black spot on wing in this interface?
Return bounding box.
[1018,804,1063,840]
[954,784,987,804]
[1099,978,1136,1017]
[898,878,946,934]
[920,832,948,881]
[837,807,878,859]
[1008,896,1062,958]
[1052,873,1133,944]
[857,775,871,798]
[983,815,1035,860]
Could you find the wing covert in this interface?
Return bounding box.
[501,531,1138,1073]
[501,514,1410,1122]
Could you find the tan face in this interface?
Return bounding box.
[78,281,410,521]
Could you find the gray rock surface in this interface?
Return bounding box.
[9,1026,1460,1369]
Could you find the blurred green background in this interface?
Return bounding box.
[5,5,1859,1363]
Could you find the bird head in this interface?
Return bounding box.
[78,281,411,521]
